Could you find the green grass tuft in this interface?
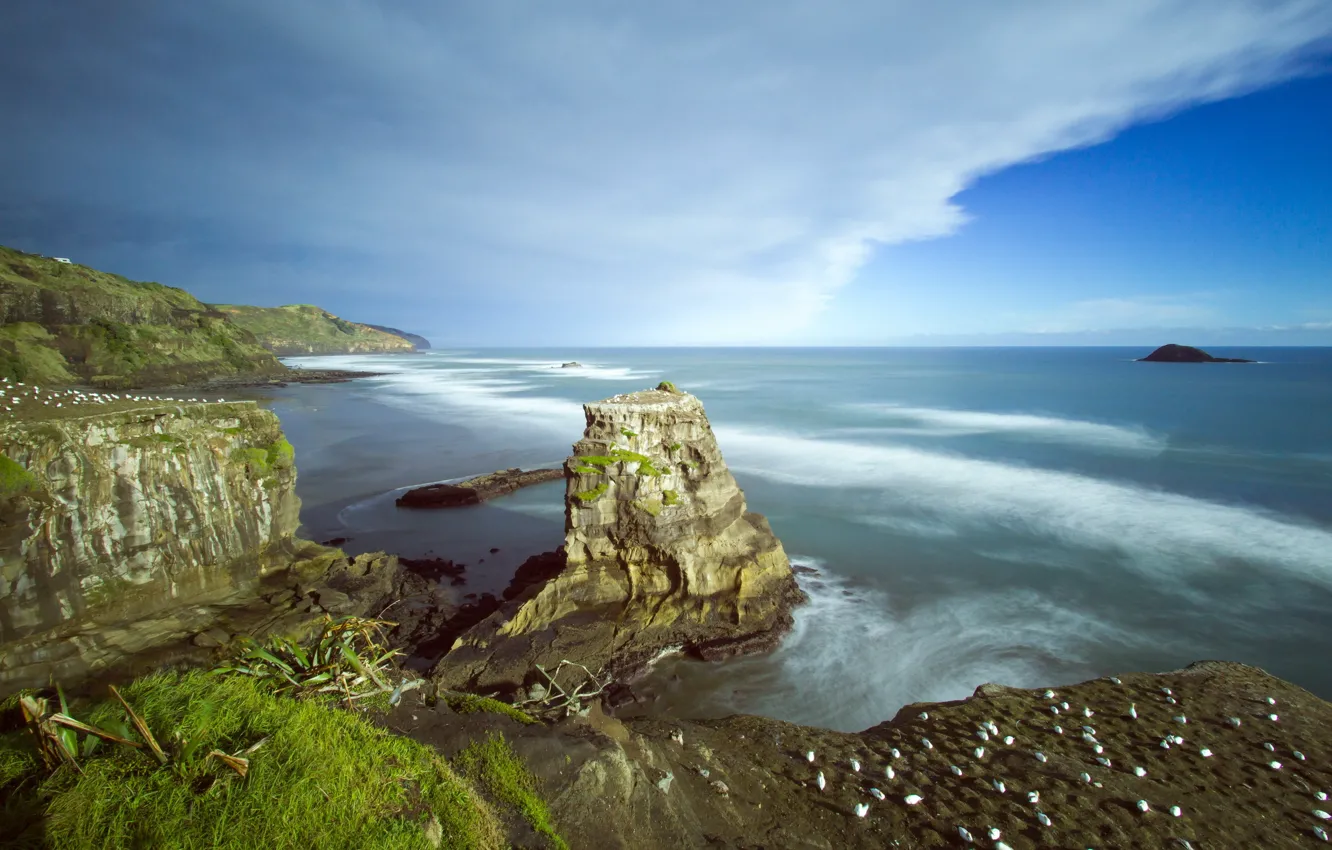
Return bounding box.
[1,670,505,850]
[442,694,537,725]
[656,381,678,393]
[454,733,567,850]
[619,427,637,438]
[0,454,37,499]
[572,482,608,503]
[662,489,679,507]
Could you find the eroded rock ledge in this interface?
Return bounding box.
[434,387,802,693]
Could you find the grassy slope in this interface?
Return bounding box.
[0,247,286,389]
[0,671,515,850]
[212,304,417,356]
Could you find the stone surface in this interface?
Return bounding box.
[395,467,564,508]
[434,388,801,692]
[0,401,396,695]
[1138,343,1255,363]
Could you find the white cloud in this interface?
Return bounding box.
[1016,295,1222,333]
[6,1,1332,342]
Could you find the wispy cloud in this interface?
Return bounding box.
[2,1,1331,342]
[1016,294,1223,333]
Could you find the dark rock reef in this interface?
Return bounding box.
[1138,343,1255,363]
[395,467,564,508]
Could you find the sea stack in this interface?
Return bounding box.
[433,385,802,692]
[1138,344,1254,363]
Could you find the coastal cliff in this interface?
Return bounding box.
[435,386,801,692]
[0,246,286,388]
[0,399,393,695]
[212,304,419,355]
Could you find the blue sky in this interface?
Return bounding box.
[2,1,1330,346]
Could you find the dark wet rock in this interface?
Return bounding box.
[1138,343,1254,363]
[395,467,564,509]
[561,361,583,368]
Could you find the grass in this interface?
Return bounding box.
[441,694,537,726]
[572,482,607,503]
[634,498,662,517]
[455,733,568,850]
[656,381,678,393]
[0,671,506,850]
[230,438,295,479]
[0,245,285,388]
[619,428,637,438]
[578,449,663,477]
[662,489,679,507]
[0,454,37,499]
[211,304,415,356]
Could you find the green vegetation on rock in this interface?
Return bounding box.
[213,304,417,356]
[0,670,505,850]
[619,427,637,438]
[455,732,567,850]
[230,438,295,479]
[0,246,285,388]
[573,482,608,503]
[634,498,663,516]
[662,489,679,506]
[656,381,678,393]
[442,693,537,725]
[0,454,36,499]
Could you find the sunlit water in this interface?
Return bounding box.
[244,347,1332,731]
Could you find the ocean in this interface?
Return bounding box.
[247,347,1332,732]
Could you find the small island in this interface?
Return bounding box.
[1137,343,1254,363]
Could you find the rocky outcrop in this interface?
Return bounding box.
[0,401,393,695]
[434,387,801,693]
[395,467,564,508]
[1138,343,1254,363]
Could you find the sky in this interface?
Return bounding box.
[1,1,1330,346]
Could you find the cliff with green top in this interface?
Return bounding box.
[0,246,287,388]
[212,303,420,356]
[0,398,396,695]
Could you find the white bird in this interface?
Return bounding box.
[1129,704,1138,719]
[988,828,1001,840]
[951,765,963,776]
[957,826,974,843]
[919,712,929,720]
[1097,757,1112,767]
[1167,697,1177,704]
[974,747,985,759]
[1267,697,1277,705]
[1318,792,1329,802]
[1264,742,1276,751]
[1034,752,1047,763]
[922,738,933,749]
[1296,752,1307,761]
[1170,806,1182,817]
[817,771,826,790]
[1134,766,1147,777]
[1315,825,1329,842]
[1084,707,1094,717]
[1271,761,1283,770]
[1082,732,1097,744]
[1110,676,1122,684]
[1137,800,1150,813]
[1161,688,1172,695]
[1050,706,1060,715]
[854,802,869,818]
[1003,736,1015,746]
[1027,791,1040,804]
[885,766,895,780]
[869,788,885,800]
[1094,745,1104,754]
[1037,812,1052,827]
[1061,702,1070,710]
[1043,690,1055,698]
[904,794,923,805]
[806,750,816,762]
[1080,772,1092,783]
[992,779,1006,793]
[1172,735,1184,744]
[1227,717,1242,728]
[671,730,684,745]
[1200,748,1213,758]
[1316,811,1332,821]
[1174,715,1187,724]
[995,843,1014,850]
[986,721,999,736]
[850,758,861,772]
[891,748,901,759]
[1053,726,1063,735]
[1269,714,1280,722]
[976,729,989,741]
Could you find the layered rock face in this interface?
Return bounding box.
[435,387,801,692]
[0,402,354,694]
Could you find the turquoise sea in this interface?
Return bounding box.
[249,347,1332,732]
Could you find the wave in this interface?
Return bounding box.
[720,426,1332,587]
[697,566,1146,732]
[849,404,1164,454]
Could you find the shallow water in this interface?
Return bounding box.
[249,347,1332,731]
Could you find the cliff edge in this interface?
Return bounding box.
[213,304,419,356]
[434,386,802,692]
